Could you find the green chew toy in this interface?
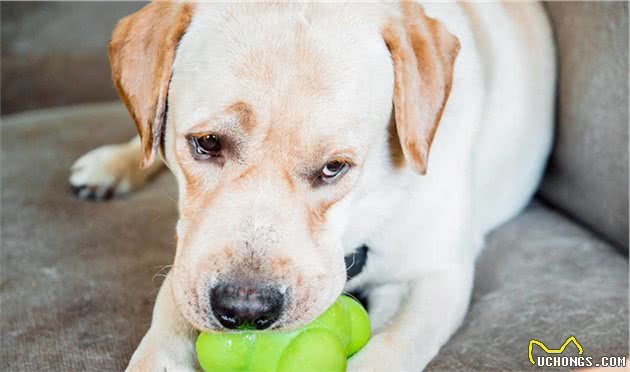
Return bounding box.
[196,295,370,372]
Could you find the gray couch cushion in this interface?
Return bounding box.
[1,103,627,370]
[541,2,629,252]
[1,104,175,371]
[429,201,628,371]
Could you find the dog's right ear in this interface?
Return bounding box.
[109,2,194,168]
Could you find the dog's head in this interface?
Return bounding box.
[110,2,458,331]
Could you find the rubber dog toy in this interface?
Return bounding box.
[196,295,370,372]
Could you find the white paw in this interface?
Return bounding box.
[126,333,199,372]
[347,335,423,372]
[126,353,198,372]
[69,144,140,201]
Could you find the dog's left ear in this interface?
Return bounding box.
[109,2,194,168]
[383,3,460,175]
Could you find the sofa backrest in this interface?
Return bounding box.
[541,2,628,253]
[0,2,144,115]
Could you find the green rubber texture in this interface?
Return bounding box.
[196,295,370,372]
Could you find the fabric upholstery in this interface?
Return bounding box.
[428,201,628,371]
[541,2,629,253]
[1,103,627,371]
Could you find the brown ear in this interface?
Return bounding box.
[109,2,193,167]
[383,3,460,175]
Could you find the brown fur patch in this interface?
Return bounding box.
[231,15,330,97]
[198,183,224,212]
[387,113,406,168]
[292,27,329,97]
[173,144,196,188]
[234,165,257,183]
[271,257,291,276]
[179,182,225,227]
[307,198,337,236]
[281,169,296,193]
[232,48,277,86]
[225,101,256,133]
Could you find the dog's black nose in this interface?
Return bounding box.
[210,282,284,330]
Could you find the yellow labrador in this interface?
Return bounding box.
[69,2,555,371]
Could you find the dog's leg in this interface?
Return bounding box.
[69,135,164,200]
[127,272,198,371]
[363,282,409,333]
[348,260,474,372]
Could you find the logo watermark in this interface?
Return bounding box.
[528,336,627,368]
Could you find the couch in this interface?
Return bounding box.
[1,2,627,371]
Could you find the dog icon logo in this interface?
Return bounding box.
[528,336,584,365]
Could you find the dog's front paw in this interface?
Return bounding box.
[69,143,144,201]
[126,351,198,372]
[347,335,426,372]
[126,336,199,372]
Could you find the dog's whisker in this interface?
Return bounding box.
[341,290,364,305]
[151,264,182,283]
[346,254,357,273]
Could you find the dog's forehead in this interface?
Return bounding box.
[169,2,394,137]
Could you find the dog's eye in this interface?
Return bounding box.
[191,134,222,156]
[320,161,349,183]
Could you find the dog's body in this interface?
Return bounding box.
[70,2,555,371]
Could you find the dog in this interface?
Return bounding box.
[69,2,555,371]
